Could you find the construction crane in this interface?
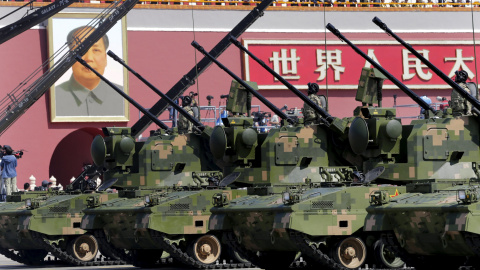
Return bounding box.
[0,0,76,45]
[0,0,139,136]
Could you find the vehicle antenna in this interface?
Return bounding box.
[323,2,329,112]
[470,1,479,99]
[191,0,201,115]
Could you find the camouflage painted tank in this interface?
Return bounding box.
[81,125,251,268]
[0,0,143,266]
[0,164,125,266]
[192,39,413,270]
[354,18,480,269]
[77,53,256,268]
[77,2,282,268]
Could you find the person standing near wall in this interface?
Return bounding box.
[1,145,17,199]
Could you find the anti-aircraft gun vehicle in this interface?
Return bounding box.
[76,1,277,268]
[78,52,253,268]
[349,18,480,269]
[192,38,413,269]
[200,21,480,268]
[0,0,143,266]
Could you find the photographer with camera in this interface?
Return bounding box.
[1,145,18,201]
[253,111,271,133]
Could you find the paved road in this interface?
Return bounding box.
[0,254,181,270]
[0,254,260,270]
[0,254,134,270]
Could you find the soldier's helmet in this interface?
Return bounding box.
[455,70,468,83]
[307,82,320,95]
[182,96,192,107]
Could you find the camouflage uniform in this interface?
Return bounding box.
[451,82,472,115]
[178,106,194,133]
[303,93,323,124]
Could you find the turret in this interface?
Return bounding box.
[78,56,222,194]
[373,17,480,115]
[328,23,480,187]
[228,35,348,135]
[192,40,357,189]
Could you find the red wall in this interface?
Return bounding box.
[0,29,453,188]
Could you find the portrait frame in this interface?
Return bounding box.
[48,13,129,122]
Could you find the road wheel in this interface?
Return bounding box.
[333,237,366,269]
[67,234,99,262]
[373,239,405,268]
[188,234,221,264]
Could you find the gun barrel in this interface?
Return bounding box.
[373,16,480,111]
[75,56,169,130]
[229,35,335,124]
[107,50,204,130]
[191,41,296,125]
[326,23,437,115]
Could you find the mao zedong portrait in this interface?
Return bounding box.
[55,26,124,117]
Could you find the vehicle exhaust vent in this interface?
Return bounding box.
[311,201,334,209]
[169,203,190,211]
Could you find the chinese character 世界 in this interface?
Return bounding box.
[269,49,301,80]
[315,49,345,81]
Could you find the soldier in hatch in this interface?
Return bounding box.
[450,70,472,116]
[302,82,323,125]
[178,96,194,133]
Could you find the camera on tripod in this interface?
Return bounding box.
[252,111,271,123]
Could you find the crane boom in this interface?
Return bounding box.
[0,0,76,45]
[0,0,139,135]
[130,0,275,137]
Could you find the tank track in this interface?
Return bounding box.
[149,229,255,269]
[93,230,132,263]
[465,232,480,257]
[31,231,126,266]
[94,230,176,267]
[381,232,468,270]
[289,230,350,270]
[223,231,307,269]
[0,247,54,266]
[381,233,416,267]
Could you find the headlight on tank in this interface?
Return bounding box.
[25,199,32,208]
[144,195,160,206]
[145,195,151,205]
[457,189,478,204]
[282,191,299,205]
[25,198,39,209]
[86,196,100,208]
[212,193,228,207]
[369,190,389,205]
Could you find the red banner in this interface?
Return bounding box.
[243,40,478,90]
